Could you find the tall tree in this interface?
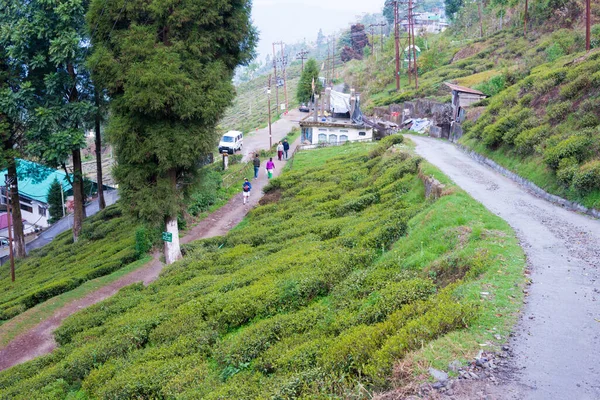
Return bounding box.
[296,59,322,104]
[2,0,95,242]
[0,41,35,258]
[88,0,257,264]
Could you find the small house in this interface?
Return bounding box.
[0,160,73,229]
[299,88,373,146]
[444,82,487,123]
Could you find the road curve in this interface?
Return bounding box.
[407,135,600,400]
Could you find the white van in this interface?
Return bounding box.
[218,131,243,154]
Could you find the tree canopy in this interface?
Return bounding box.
[296,59,322,104]
[88,0,256,262]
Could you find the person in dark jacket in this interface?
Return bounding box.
[283,139,290,159]
[242,178,252,205]
[253,153,260,179]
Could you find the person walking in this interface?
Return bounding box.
[266,157,275,179]
[242,178,252,205]
[277,142,284,161]
[283,138,290,159]
[253,153,260,179]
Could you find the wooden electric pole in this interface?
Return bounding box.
[272,43,279,117]
[586,0,591,51]
[394,0,400,91]
[410,0,418,89]
[279,42,288,113]
[267,75,272,148]
[4,175,15,282]
[524,0,528,37]
[296,49,309,71]
[332,34,336,86]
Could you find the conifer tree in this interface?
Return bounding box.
[47,179,65,224]
[296,59,322,104]
[88,0,256,264]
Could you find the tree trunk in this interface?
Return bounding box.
[7,162,26,258]
[164,169,181,265]
[94,90,106,210]
[71,149,84,241]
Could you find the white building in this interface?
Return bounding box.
[299,88,373,146]
[0,159,72,229]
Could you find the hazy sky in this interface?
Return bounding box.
[251,0,385,61]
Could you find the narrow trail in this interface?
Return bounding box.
[407,135,600,400]
[0,121,300,372]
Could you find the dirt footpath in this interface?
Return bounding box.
[408,135,600,400]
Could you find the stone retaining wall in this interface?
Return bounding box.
[419,169,446,200]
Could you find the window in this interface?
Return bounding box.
[21,204,33,213]
[328,134,338,144]
[39,206,47,217]
[359,131,367,136]
[222,136,234,142]
[318,134,327,143]
[339,135,349,143]
[20,197,32,204]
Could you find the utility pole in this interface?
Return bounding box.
[272,43,279,117]
[394,0,400,91]
[410,0,418,89]
[331,34,336,86]
[326,39,331,86]
[279,42,288,113]
[478,0,484,38]
[267,75,272,148]
[296,49,309,71]
[4,175,15,282]
[586,0,591,51]
[370,22,387,53]
[407,2,413,85]
[369,24,375,54]
[524,0,528,37]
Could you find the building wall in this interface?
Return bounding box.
[311,126,372,145]
[0,192,50,228]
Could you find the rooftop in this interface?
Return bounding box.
[0,159,73,204]
[444,82,486,96]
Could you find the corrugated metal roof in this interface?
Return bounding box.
[444,82,486,96]
[0,159,72,204]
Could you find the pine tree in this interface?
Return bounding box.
[88,0,256,264]
[296,59,323,104]
[47,179,65,224]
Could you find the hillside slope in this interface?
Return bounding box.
[0,138,524,399]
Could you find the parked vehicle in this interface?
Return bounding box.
[218,131,244,154]
[298,103,310,112]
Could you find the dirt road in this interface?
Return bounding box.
[0,128,301,373]
[408,135,600,400]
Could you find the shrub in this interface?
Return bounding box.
[573,160,600,193]
[543,135,593,169]
[514,125,551,155]
[556,157,579,186]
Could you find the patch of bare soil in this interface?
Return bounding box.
[451,43,485,63]
[259,188,282,205]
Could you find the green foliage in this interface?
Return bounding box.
[0,142,526,398]
[474,75,506,97]
[0,205,140,321]
[296,59,323,104]
[89,0,257,229]
[47,179,66,224]
[573,160,600,193]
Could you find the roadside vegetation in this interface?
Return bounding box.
[0,138,524,399]
[337,0,600,209]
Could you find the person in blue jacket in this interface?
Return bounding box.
[242,178,252,205]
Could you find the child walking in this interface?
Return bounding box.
[242,178,252,205]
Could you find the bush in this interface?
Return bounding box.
[543,135,593,169]
[573,160,600,193]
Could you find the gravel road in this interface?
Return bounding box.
[408,135,600,400]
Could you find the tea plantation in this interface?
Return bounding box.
[0,138,525,398]
[0,206,139,322]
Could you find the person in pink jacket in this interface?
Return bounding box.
[266,157,275,179]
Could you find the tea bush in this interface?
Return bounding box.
[0,205,141,321]
[0,142,524,398]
